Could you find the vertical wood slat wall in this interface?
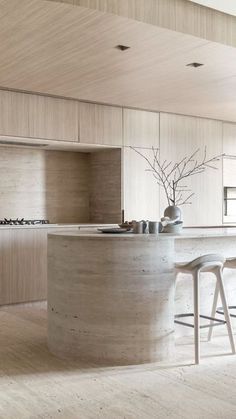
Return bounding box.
[123,110,226,227]
[123,109,160,221]
[159,113,223,226]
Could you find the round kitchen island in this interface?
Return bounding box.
[47,230,176,365]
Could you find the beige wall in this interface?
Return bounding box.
[0,146,90,223]
[89,149,122,223]
[0,146,122,224]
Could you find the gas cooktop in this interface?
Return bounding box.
[0,218,50,225]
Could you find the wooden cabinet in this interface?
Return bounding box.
[160,113,223,226]
[123,109,160,220]
[223,123,236,156]
[0,228,47,305]
[79,102,122,145]
[222,123,236,223]
[123,108,160,147]
[0,90,79,141]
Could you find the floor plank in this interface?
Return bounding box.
[1,303,236,419]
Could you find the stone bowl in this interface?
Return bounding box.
[162,221,183,234]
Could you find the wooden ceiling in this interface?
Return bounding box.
[1,0,236,122]
[188,0,236,16]
[47,0,236,48]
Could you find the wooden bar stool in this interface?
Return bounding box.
[208,257,236,341]
[175,254,235,364]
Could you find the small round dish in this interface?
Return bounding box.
[98,228,132,234]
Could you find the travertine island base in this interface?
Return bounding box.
[47,228,236,365]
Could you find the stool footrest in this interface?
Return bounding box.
[216,306,236,318]
[175,313,226,329]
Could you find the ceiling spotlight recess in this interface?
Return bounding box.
[116,45,130,51]
[186,62,204,68]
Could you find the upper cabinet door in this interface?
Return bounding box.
[79,102,122,146]
[123,109,160,220]
[123,109,159,147]
[223,123,236,156]
[0,90,79,141]
[160,113,223,226]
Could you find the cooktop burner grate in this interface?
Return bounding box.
[0,218,50,225]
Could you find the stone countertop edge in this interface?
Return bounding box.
[48,227,236,240]
[0,223,117,230]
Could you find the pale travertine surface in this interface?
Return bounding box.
[47,228,236,364]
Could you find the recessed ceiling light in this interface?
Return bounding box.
[186,62,204,68]
[116,45,130,51]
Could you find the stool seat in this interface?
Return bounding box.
[176,254,225,274]
[175,253,235,364]
[224,258,236,269]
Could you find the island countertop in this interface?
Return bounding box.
[48,226,236,239]
[47,226,236,365]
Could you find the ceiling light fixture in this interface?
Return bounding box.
[116,45,130,51]
[186,62,204,68]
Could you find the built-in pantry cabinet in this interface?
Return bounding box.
[160,113,223,226]
[79,102,122,146]
[123,109,160,220]
[0,90,79,141]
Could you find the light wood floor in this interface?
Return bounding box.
[1,303,236,419]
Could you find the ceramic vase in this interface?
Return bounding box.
[164,205,182,221]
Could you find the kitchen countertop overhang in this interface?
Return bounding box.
[48,226,236,240]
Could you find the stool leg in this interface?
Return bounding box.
[193,271,200,364]
[207,281,219,342]
[216,267,236,354]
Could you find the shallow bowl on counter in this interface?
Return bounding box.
[162,221,183,234]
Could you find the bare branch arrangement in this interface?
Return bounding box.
[131,146,223,207]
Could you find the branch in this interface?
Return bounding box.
[130,146,224,208]
[130,146,171,205]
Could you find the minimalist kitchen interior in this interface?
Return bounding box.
[2,0,236,418]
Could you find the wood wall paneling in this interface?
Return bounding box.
[123,108,160,147]
[0,90,79,141]
[79,102,122,146]
[160,113,223,226]
[123,109,160,220]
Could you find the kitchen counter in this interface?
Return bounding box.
[0,223,115,230]
[47,228,236,365]
[49,226,236,239]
